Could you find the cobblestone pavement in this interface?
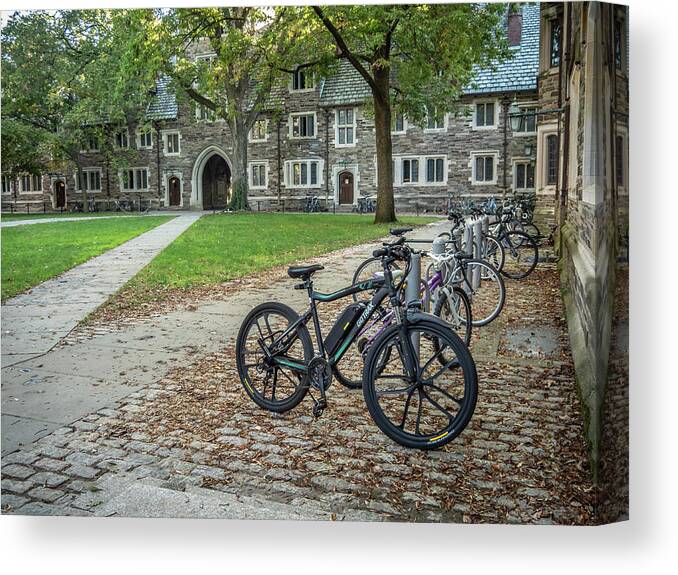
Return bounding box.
[1,223,595,523]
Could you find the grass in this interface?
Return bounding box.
[0,211,147,221]
[122,212,439,299]
[1,216,175,300]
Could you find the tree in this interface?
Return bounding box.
[308,4,509,223]
[126,7,305,210]
[1,10,150,210]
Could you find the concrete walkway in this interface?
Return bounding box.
[2,211,202,362]
[0,212,180,228]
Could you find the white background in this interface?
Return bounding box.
[1,0,676,572]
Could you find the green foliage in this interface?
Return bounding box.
[1,216,174,300]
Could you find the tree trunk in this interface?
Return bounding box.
[372,68,396,223]
[228,119,250,211]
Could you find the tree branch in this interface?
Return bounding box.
[311,6,379,93]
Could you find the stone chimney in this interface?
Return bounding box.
[508,9,523,47]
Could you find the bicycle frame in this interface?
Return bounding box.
[261,276,398,374]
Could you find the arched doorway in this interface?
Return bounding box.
[54,180,66,208]
[338,171,354,205]
[168,176,181,207]
[202,155,230,209]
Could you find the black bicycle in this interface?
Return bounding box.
[488,211,539,279]
[235,236,478,449]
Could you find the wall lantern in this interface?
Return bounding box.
[509,98,523,132]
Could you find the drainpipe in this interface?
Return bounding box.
[276,118,282,205]
[556,6,567,224]
[324,108,330,205]
[502,96,509,198]
[155,121,162,208]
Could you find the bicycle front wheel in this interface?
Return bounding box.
[453,259,505,326]
[362,320,478,450]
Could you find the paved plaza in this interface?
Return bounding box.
[1,221,594,523]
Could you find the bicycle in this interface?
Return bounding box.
[304,194,320,213]
[355,196,376,214]
[488,211,539,279]
[236,236,478,450]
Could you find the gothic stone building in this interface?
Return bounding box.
[2,4,547,218]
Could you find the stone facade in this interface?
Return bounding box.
[1,3,542,214]
[539,1,629,520]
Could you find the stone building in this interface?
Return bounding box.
[2,3,543,216]
[537,2,629,521]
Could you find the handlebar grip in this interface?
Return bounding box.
[372,247,387,258]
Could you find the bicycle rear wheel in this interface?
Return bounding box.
[453,259,505,326]
[236,302,312,413]
[362,320,478,450]
[501,231,538,279]
[351,256,400,302]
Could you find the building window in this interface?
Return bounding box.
[550,19,562,67]
[249,162,268,189]
[514,161,535,190]
[137,129,153,149]
[471,153,497,184]
[546,134,559,185]
[250,119,268,142]
[615,134,625,187]
[614,19,624,70]
[290,112,316,139]
[514,108,537,133]
[163,131,181,155]
[426,157,446,183]
[291,68,314,91]
[402,158,419,184]
[196,104,216,122]
[284,159,322,188]
[474,102,496,128]
[114,128,129,149]
[120,168,149,191]
[82,133,99,153]
[336,107,356,146]
[2,175,12,194]
[392,113,406,134]
[19,174,43,193]
[425,108,447,131]
[75,169,101,192]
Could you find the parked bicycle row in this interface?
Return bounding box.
[236,213,539,450]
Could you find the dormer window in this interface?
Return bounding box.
[291,68,314,92]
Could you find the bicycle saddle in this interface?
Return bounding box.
[287,264,324,279]
[390,227,413,236]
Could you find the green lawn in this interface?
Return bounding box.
[121,213,439,300]
[1,216,175,300]
[0,211,145,221]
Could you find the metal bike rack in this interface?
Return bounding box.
[472,219,483,290]
[405,251,422,355]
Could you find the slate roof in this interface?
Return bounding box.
[319,61,372,106]
[145,76,179,120]
[464,3,540,95]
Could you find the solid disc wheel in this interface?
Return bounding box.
[362,321,478,450]
[236,302,313,413]
[501,231,539,279]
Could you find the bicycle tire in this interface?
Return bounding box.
[453,258,505,326]
[432,286,472,346]
[500,231,538,279]
[362,319,478,450]
[351,256,400,302]
[236,301,312,413]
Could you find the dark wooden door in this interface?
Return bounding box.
[55,181,66,208]
[169,177,181,206]
[339,171,354,205]
[202,155,230,209]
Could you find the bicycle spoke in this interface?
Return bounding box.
[415,389,423,435]
[426,382,463,406]
[271,368,277,400]
[375,381,417,397]
[398,386,417,429]
[422,388,455,422]
[425,355,461,381]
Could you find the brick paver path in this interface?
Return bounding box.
[1,222,594,522]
